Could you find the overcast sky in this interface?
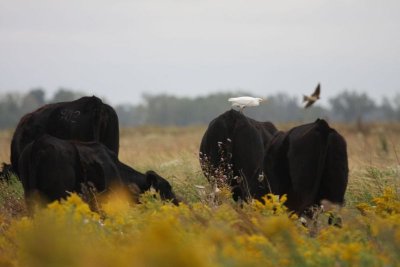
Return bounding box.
[0,0,399,106]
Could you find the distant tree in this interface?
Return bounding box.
[329,91,376,122]
[0,93,22,128]
[0,87,397,128]
[246,93,330,123]
[142,93,233,125]
[50,88,84,103]
[380,97,395,121]
[115,104,146,126]
[20,88,46,114]
[192,92,237,123]
[28,88,46,105]
[393,94,400,121]
[139,92,332,126]
[248,93,300,122]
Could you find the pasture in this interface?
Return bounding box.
[0,123,400,266]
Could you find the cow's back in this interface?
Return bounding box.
[199,110,237,173]
[200,109,269,200]
[231,115,267,199]
[267,119,349,214]
[46,97,118,150]
[318,129,348,205]
[10,96,119,176]
[11,103,58,174]
[285,120,330,212]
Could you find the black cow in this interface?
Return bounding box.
[10,96,119,177]
[264,119,349,215]
[200,110,348,217]
[199,109,276,201]
[18,135,179,210]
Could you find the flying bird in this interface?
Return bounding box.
[228,96,264,113]
[303,83,321,108]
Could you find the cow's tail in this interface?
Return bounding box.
[320,130,349,206]
[99,103,120,155]
[10,138,20,178]
[311,119,331,208]
[18,142,40,210]
[89,96,117,153]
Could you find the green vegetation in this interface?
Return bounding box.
[0,123,399,266]
[1,88,400,129]
[0,183,399,266]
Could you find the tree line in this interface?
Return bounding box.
[0,87,400,129]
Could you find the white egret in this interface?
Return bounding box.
[228,96,264,113]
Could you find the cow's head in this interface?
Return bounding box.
[145,170,180,205]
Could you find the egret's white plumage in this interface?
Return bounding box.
[228,96,264,112]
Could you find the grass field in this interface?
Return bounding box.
[0,123,399,266]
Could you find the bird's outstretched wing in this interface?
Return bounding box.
[311,83,321,98]
[304,100,314,108]
[245,99,254,106]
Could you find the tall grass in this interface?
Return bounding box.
[0,123,399,266]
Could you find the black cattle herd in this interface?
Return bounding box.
[200,110,348,215]
[1,96,348,219]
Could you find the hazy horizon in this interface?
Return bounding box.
[1,0,399,106]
